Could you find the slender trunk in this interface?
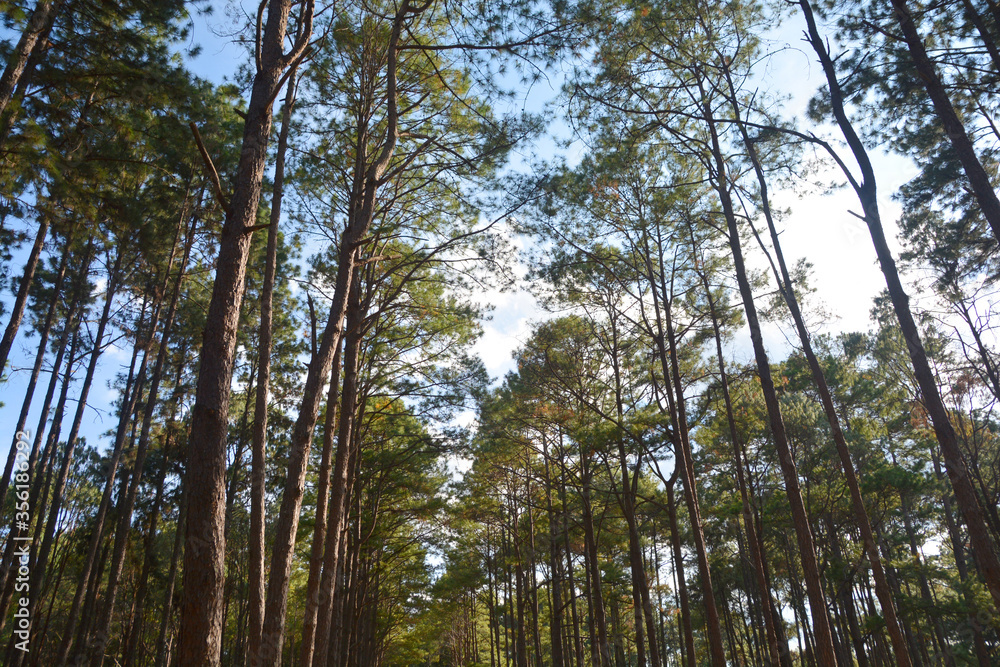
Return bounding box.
[543,435,566,667]
[0,281,75,612]
[801,0,1000,611]
[257,265,358,665]
[312,271,365,667]
[80,213,197,667]
[0,216,49,378]
[55,299,155,665]
[0,0,64,127]
[724,64,912,665]
[0,229,69,512]
[513,506,529,667]
[52,188,191,660]
[122,463,168,667]
[558,450,585,667]
[526,472,543,666]
[932,453,993,667]
[248,64,298,666]
[1,320,78,652]
[154,489,187,667]
[665,480,696,667]
[179,2,312,661]
[888,0,1000,245]
[696,74,837,666]
[0,240,90,634]
[579,440,610,666]
[693,227,783,667]
[825,520,871,667]
[618,445,647,667]
[25,245,121,662]
[0,0,58,147]
[644,228,726,666]
[899,497,952,666]
[298,341,342,667]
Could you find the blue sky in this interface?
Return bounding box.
[0,1,923,472]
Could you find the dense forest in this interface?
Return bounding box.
[0,0,998,665]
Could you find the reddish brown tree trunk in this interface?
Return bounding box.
[800,0,1000,613]
[697,77,838,667]
[0,216,48,378]
[0,226,67,511]
[0,0,64,127]
[248,63,299,667]
[179,1,312,662]
[888,0,1000,245]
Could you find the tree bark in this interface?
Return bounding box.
[888,0,1000,246]
[800,0,1000,612]
[0,0,65,131]
[0,227,68,512]
[248,62,299,667]
[696,74,838,667]
[179,2,312,662]
[0,216,49,379]
[154,487,187,667]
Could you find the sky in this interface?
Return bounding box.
[458,10,921,383]
[0,1,926,465]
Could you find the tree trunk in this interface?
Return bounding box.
[665,479,696,667]
[644,227,726,666]
[0,240,90,633]
[723,63,913,664]
[0,216,49,379]
[0,0,64,130]
[0,320,79,651]
[154,489,187,667]
[692,253,787,665]
[298,341,342,667]
[122,462,168,667]
[888,0,1000,245]
[578,438,611,667]
[0,286,75,615]
[80,211,197,667]
[693,224,784,667]
[800,0,1000,612]
[248,63,298,666]
[179,2,312,661]
[542,434,566,667]
[0,228,69,512]
[696,74,837,667]
[22,245,122,666]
